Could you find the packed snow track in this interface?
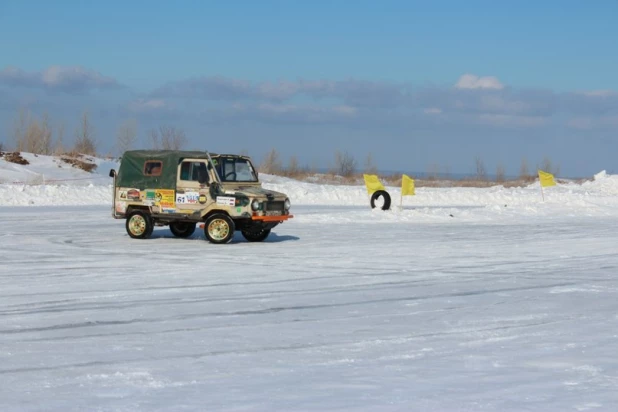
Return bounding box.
[1,204,617,411]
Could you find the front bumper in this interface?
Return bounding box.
[251,214,294,222]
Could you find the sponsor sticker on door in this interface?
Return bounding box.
[216,196,235,206]
[155,189,175,210]
[176,191,200,205]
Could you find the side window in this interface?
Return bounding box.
[179,161,209,183]
[144,161,162,176]
[180,162,191,181]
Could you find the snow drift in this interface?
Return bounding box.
[1,153,617,219]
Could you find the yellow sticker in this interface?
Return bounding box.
[155,189,175,209]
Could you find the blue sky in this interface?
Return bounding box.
[1,0,617,177]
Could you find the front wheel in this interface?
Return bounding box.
[170,222,196,238]
[241,228,271,242]
[126,210,153,239]
[204,214,235,244]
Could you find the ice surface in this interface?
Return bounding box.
[1,155,618,411]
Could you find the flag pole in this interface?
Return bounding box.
[540,181,545,201]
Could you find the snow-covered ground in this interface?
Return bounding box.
[1,154,618,411]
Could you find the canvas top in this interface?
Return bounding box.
[116,150,213,189]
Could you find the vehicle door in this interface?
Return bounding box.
[175,159,212,213]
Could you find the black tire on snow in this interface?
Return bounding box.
[241,229,271,242]
[204,214,235,244]
[370,190,391,211]
[169,222,196,238]
[126,210,154,239]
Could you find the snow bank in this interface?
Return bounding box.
[0,152,116,186]
[263,174,618,211]
[2,154,617,218]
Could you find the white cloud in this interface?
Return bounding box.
[578,90,615,97]
[455,74,504,90]
[0,65,122,93]
[476,113,546,127]
[256,103,357,117]
[424,108,442,115]
[151,77,405,107]
[127,98,170,113]
[567,115,618,129]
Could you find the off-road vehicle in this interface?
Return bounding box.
[109,150,293,243]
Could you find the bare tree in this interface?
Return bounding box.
[73,111,97,156]
[40,112,52,155]
[24,116,43,154]
[474,156,487,181]
[0,141,5,152]
[540,156,560,176]
[496,163,506,182]
[161,126,186,150]
[443,165,452,180]
[259,148,282,174]
[427,163,440,180]
[149,125,186,150]
[116,119,138,155]
[9,109,53,155]
[519,158,530,180]
[286,155,300,176]
[364,153,377,174]
[54,123,65,155]
[149,128,161,150]
[333,150,356,177]
[12,108,30,152]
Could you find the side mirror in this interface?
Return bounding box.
[109,169,116,177]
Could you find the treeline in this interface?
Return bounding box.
[1,110,562,182]
[7,109,98,156]
[257,148,562,183]
[258,148,368,177]
[2,109,188,158]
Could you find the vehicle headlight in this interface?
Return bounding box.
[251,199,260,211]
[284,198,291,210]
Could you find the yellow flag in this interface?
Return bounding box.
[538,170,556,187]
[401,174,415,196]
[363,174,385,194]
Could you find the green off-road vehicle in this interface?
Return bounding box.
[109,150,293,243]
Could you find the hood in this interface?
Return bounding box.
[219,183,288,199]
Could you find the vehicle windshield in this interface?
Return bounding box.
[214,157,258,182]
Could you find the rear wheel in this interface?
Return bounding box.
[241,228,271,242]
[170,222,196,238]
[204,214,235,244]
[126,210,153,239]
